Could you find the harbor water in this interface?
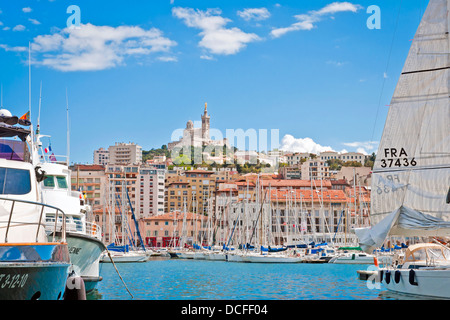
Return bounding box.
[87,257,409,300]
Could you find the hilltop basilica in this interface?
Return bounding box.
[168,103,229,151]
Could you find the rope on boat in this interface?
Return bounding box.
[106,248,134,299]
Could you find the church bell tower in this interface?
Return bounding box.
[201,102,210,144]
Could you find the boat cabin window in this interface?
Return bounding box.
[43,175,55,187]
[43,175,68,189]
[56,176,68,189]
[0,167,31,195]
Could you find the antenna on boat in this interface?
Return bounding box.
[66,88,70,166]
[36,81,42,135]
[28,42,31,120]
[28,42,37,164]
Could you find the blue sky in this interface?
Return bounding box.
[0,0,430,164]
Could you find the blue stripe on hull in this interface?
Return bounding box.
[0,243,70,300]
[0,263,70,300]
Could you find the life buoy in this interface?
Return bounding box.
[394,270,401,283]
[409,269,418,286]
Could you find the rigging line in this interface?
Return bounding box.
[370,0,404,143]
[402,65,450,75]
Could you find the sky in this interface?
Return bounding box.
[0,0,430,164]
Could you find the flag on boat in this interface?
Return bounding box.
[18,111,31,126]
[49,153,56,162]
[19,111,30,121]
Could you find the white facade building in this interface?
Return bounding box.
[136,168,166,218]
[108,142,143,165]
[93,147,109,165]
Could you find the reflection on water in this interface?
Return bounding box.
[378,290,445,301]
[93,258,394,300]
[86,289,102,300]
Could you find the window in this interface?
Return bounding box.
[56,176,68,189]
[43,175,55,188]
[0,167,32,195]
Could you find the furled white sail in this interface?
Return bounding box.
[356,0,450,252]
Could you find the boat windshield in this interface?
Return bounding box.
[0,139,30,162]
[43,175,68,189]
[0,167,31,195]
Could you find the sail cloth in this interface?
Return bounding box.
[358,0,450,252]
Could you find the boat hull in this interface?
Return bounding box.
[205,252,226,261]
[225,252,245,262]
[65,232,105,292]
[178,251,195,259]
[242,254,302,263]
[329,254,375,264]
[0,243,70,300]
[193,252,208,260]
[100,251,148,263]
[380,268,450,299]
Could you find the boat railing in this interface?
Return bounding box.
[85,221,102,241]
[0,196,67,243]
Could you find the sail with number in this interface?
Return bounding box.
[356,0,450,252]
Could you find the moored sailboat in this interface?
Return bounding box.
[355,0,450,298]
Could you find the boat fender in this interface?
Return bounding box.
[379,270,384,282]
[394,270,401,283]
[385,270,391,284]
[409,269,418,286]
[64,275,86,300]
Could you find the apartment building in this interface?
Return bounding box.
[142,211,206,247]
[93,147,109,165]
[165,169,218,214]
[108,142,143,165]
[184,170,217,215]
[136,167,165,218]
[319,151,369,165]
[285,153,311,166]
[301,159,330,180]
[70,164,107,209]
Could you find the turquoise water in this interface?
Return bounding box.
[88,257,394,300]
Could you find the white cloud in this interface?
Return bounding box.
[172,7,260,56]
[383,72,388,79]
[280,134,334,154]
[342,141,378,155]
[22,7,32,13]
[28,18,41,25]
[26,23,177,71]
[237,8,271,21]
[2,27,10,31]
[326,60,347,67]
[157,56,178,62]
[200,54,214,60]
[270,2,362,38]
[0,44,28,52]
[13,25,26,32]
